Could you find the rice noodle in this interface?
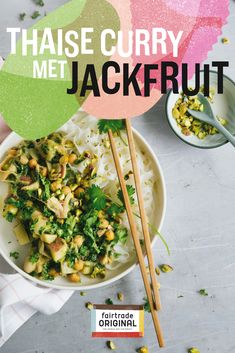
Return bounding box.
[61,112,157,269]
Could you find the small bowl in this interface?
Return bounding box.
[165,71,235,149]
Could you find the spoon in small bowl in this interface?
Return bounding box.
[188,93,235,147]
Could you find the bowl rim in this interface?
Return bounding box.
[165,70,235,149]
[0,127,166,291]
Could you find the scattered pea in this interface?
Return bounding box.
[188,348,200,353]
[117,292,124,301]
[159,264,173,273]
[221,37,229,44]
[107,341,116,350]
[85,302,94,311]
[137,346,148,353]
[155,266,161,276]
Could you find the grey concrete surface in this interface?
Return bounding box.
[0,1,235,353]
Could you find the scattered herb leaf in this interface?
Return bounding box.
[41,263,54,281]
[143,297,151,313]
[31,11,41,19]
[198,289,208,296]
[29,252,39,264]
[105,298,113,305]
[87,185,106,210]
[107,203,124,217]
[19,13,26,21]
[35,0,44,6]
[117,184,135,205]
[10,251,19,260]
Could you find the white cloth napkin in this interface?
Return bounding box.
[0,56,74,347]
[0,272,73,347]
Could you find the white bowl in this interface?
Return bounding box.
[0,127,166,290]
[166,71,235,149]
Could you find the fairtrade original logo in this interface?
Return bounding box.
[91,305,144,338]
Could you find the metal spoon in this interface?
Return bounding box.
[188,93,235,147]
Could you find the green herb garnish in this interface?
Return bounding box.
[87,185,107,210]
[105,298,113,305]
[10,251,19,260]
[115,227,128,244]
[107,203,125,217]
[198,289,208,296]
[143,298,151,313]
[35,0,44,6]
[19,13,26,21]
[41,263,54,281]
[66,248,79,267]
[5,213,15,222]
[117,184,135,206]
[31,11,41,19]
[29,252,40,264]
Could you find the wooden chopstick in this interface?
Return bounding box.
[108,129,165,348]
[125,118,162,311]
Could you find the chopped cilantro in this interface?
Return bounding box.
[107,203,124,217]
[10,251,19,260]
[35,0,44,6]
[143,298,151,313]
[87,185,106,210]
[5,213,15,222]
[66,248,79,267]
[105,298,113,305]
[6,197,22,208]
[30,219,38,232]
[116,227,128,244]
[42,263,54,281]
[199,289,208,296]
[19,13,26,21]
[31,11,41,19]
[117,185,135,206]
[29,252,40,264]
[21,205,33,221]
[40,175,51,200]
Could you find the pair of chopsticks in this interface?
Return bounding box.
[108,119,165,348]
